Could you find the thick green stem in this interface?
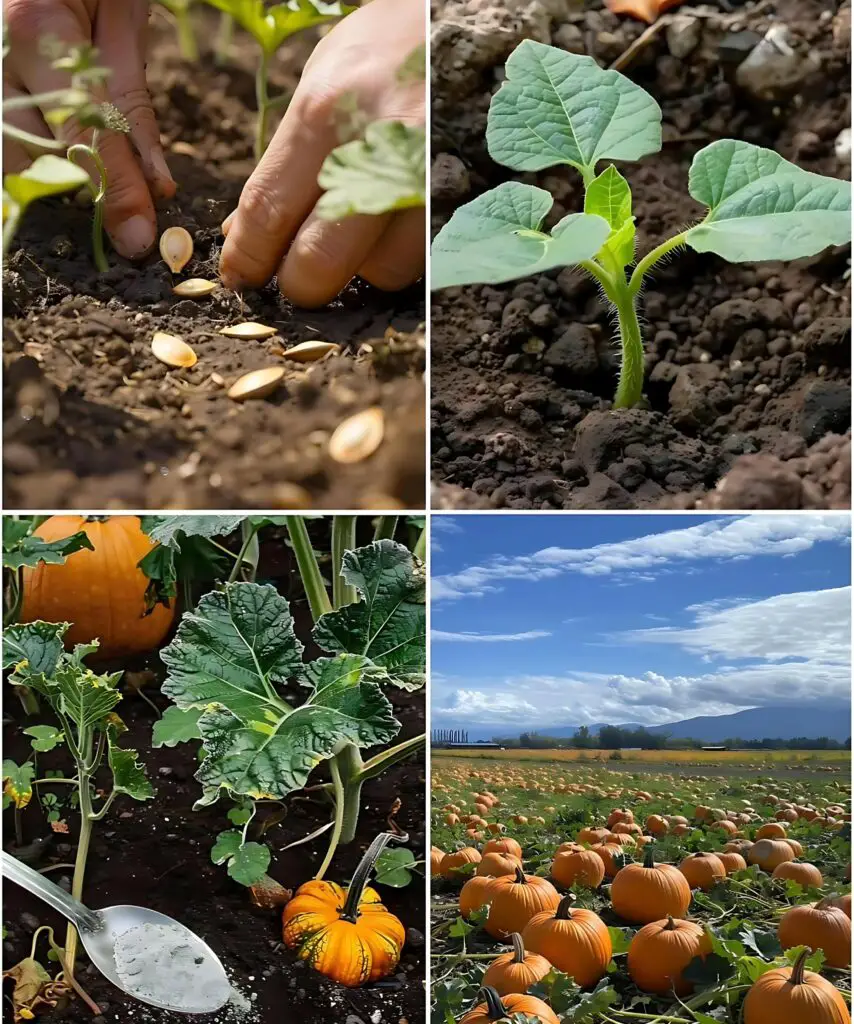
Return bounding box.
[373,516,398,542]
[64,733,94,980]
[612,278,645,410]
[228,520,260,584]
[285,518,332,621]
[357,733,425,782]
[413,528,427,562]
[2,205,22,256]
[254,49,271,163]
[314,758,346,880]
[336,743,365,845]
[332,516,357,608]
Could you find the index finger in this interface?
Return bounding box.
[218,86,340,291]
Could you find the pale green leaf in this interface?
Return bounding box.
[161,582,304,721]
[55,665,122,731]
[487,40,661,176]
[227,842,270,886]
[139,515,246,549]
[317,121,426,219]
[585,165,635,268]
[373,847,417,887]
[211,830,243,865]
[431,181,610,290]
[108,741,153,801]
[193,654,398,804]
[203,0,354,54]
[686,139,852,262]
[4,155,90,210]
[313,540,427,689]
[23,725,64,753]
[152,706,203,748]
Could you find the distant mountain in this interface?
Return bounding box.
[436,704,851,744]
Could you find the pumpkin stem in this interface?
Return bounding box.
[510,933,525,964]
[790,948,810,985]
[512,865,526,885]
[555,894,576,920]
[341,831,408,923]
[642,845,656,869]
[664,915,676,931]
[478,986,507,1022]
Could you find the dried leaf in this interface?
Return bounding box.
[3,958,65,1023]
[50,820,69,833]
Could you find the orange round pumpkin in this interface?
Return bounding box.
[485,867,560,939]
[646,815,668,837]
[830,893,851,919]
[679,852,725,891]
[756,822,788,840]
[742,948,850,1024]
[772,861,823,888]
[20,515,175,659]
[717,852,748,875]
[460,876,496,919]
[748,839,796,872]
[431,847,445,876]
[592,843,628,879]
[627,916,712,996]
[460,986,559,1024]
[577,826,610,846]
[778,898,851,968]
[784,838,805,857]
[477,852,522,878]
[521,895,611,988]
[481,933,551,995]
[483,838,523,859]
[441,847,482,879]
[550,847,605,889]
[611,846,691,924]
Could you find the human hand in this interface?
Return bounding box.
[3,0,175,258]
[219,0,425,308]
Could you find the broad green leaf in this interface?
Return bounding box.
[2,760,34,809]
[317,121,426,219]
[203,0,354,54]
[373,847,417,887]
[585,166,636,268]
[487,41,662,177]
[227,802,254,826]
[161,582,304,721]
[23,725,63,753]
[4,155,90,210]
[431,181,610,290]
[107,741,153,801]
[2,519,32,550]
[140,515,246,549]
[686,139,852,262]
[55,665,122,731]
[193,654,398,804]
[2,622,67,678]
[152,706,203,748]
[227,842,270,886]
[3,529,93,570]
[313,540,427,689]
[211,830,243,865]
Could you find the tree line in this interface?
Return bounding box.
[487,726,851,751]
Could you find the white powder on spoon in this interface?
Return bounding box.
[112,921,233,1013]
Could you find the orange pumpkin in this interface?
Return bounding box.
[646,815,668,836]
[785,839,805,857]
[483,838,523,859]
[20,515,175,659]
[830,893,851,919]
[778,898,851,968]
[628,916,712,996]
[431,847,445,876]
[485,867,560,939]
[772,861,823,888]
[607,809,633,828]
[679,852,725,891]
[441,847,482,879]
[460,986,559,1024]
[592,843,629,879]
[742,948,850,1024]
[748,839,796,872]
[577,826,610,846]
[550,847,605,889]
[611,846,691,924]
[521,895,611,988]
[477,852,522,878]
[717,852,748,875]
[282,833,404,986]
[460,876,496,919]
[756,822,788,840]
[481,933,551,995]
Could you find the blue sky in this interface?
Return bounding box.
[431,514,851,731]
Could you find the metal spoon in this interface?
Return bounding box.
[2,852,232,1014]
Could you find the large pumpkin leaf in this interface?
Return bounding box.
[2,621,67,678]
[313,540,427,690]
[686,139,852,262]
[140,516,246,548]
[54,664,123,731]
[2,518,93,570]
[161,582,304,720]
[152,706,203,748]
[487,40,662,177]
[193,654,398,805]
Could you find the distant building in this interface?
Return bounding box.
[701,745,728,751]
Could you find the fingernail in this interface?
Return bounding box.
[221,210,235,235]
[148,148,176,198]
[112,215,155,259]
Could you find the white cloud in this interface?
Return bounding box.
[433,689,541,722]
[432,629,552,642]
[432,514,850,602]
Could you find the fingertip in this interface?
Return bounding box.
[110,214,156,260]
[145,147,177,201]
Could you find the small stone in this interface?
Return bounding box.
[20,912,40,931]
[798,381,850,445]
[718,29,762,65]
[666,16,702,60]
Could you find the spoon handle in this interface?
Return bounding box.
[1,852,101,932]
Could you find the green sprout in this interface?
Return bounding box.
[202,0,355,161]
[431,41,853,410]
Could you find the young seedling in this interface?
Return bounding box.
[2,624,153,980]
[202,0,356,161]
[431,41,852,410]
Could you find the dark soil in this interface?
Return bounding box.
[430,0,851,509]
[2,521,426,1024]
[3,10,425,511]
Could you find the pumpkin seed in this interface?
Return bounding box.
[151,332,197,369]
[159,226,193,273]
[172,278,217,298]
[219,322,277,339]
[328,407,384,464]
[282,341,340,362]
[227,366,284,401]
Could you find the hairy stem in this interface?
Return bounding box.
[285,517,332,621]
[254,49,271,163]
[67,140,109,273]
[612,277,645,410]
[628,231,687,295]
[331,516,357,608]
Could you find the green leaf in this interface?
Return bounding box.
[4,155,90,211]
[211,829,243,865]
[54,665,122,731]
[227,801,254,826]
[203,0,354,54]
[107,741,153,801]
[606,925,633,956]
[486,41,662,177]
[585,166,636,268]
[193,654,398,804]
[686,139,852,262]
[317,121,426,219]
[161,582,304,721]
[3,622,68,678]
[313,540,427,689]
[373,847,417,887]
[227,842,270,886]
[681,951,734,988]
[431,181,609,290]
[23,725,63,753]
[2,760,34,809]
[3,521,93,571]
[140,515,246,549]
[152,706,203,748]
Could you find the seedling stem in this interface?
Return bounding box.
[67,131,109,273]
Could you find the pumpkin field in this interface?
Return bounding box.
[2,514,426,1023]
[430,753,851,1024]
